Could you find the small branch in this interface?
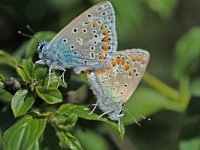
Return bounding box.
[179,76,191,110]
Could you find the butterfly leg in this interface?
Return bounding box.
[57,68,67,88]
[97,110,112,119]
[35,60,45,65]
[47,65,53,87]
[89,101,99,115]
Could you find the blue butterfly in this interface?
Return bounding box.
[36,1,117,85]
[87,49,150,121]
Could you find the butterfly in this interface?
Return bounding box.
[87,49,150,121]
[36,1,117,81]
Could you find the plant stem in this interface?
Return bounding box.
[179,76,190,110]
[143,72,180,102]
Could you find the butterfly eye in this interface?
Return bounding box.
[119,109,125,117]
[37,42,46,53]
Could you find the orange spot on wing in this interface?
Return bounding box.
[103,30,109,35]
[141,59,147,64]
[102,45,109,52]
[85,20,90,25]
[116,58,121,65]
[128,71,132,76]
[112,60,116,67]
[124,65,130,71]
[97,69,105,74]
[93,21,98,27]
[101,24,106,30]
[121,59,125,65]
[103,36,109,42]
[99,54,105,61]
[132,56,138,61]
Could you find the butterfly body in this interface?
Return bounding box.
[37,1,117,74]
[87,49,150,121]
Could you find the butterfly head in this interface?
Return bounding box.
[37,41,48,57]
[108,108,125,121]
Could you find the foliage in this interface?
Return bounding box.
[0,0,200,150]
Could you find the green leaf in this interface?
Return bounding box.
[43,72,60,88]
[58,104,124,138]
[42,124,60,150]
[16,65,29,82]
[31,141,39,150]
[47,113,78,130]
[34,65,48,81]
[144,0,178,18]
[58,114,78,131]
[26,32,56,58]
[0,89,13,103]
[65,113,78,126]
[0,81,4,88]
[173,27,200,80]
[0,74,5,90]
[75,129,110,150]
[0,73,5,81]
[36,86,62,104]
[122,87,182,125]
[58,104,114,125]
[16,59,34,83]
[0,50,18,69]
[11,89,35,117]
[22,59,34,79]
[34,66,61,88]
[179,137,200,150]
[3,115,46,150]
[190,78,200,97]
[57,131,83,150]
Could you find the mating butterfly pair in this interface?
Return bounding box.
[36,1,150,121]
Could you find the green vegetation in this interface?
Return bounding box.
[0,0,200,149]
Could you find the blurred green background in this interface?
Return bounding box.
[1,0,200,150]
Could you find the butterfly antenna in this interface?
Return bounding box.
[124,108,151,126]
[26,24,43,42]
[17,31,32,38]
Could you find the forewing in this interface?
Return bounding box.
[50,1,117,67]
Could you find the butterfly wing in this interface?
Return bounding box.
[50,1,117,72]
[88,49,150,104]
